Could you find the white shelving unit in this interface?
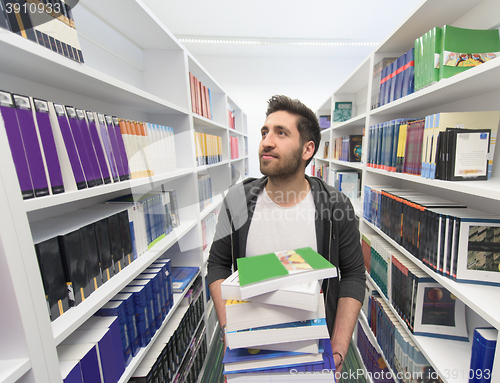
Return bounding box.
[316,0,500,382]
[0,1,246,382]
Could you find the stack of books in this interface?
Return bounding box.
[221,248,338,382]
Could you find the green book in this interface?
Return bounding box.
[333,101,352,123]
[237,247,337,300]
[430,27,443,84]
[440,25,500,80]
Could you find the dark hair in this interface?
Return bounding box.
[266,95,320,166]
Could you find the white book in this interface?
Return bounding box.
[221,270,321,312]
[226,293,325,332]
[225,318,329,350]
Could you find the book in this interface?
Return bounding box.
[60,360,84,383]
[225,338,335,382]
[225,318,329,350]
[225,293,325,332]
[33,235,70,321]
[469,327,497,383]
[221,270,321,311]
[171,266,199,293]
[32,98,65,195]
[223,339,325,374]
[57,343,102,383]
[12,94,50,197]
[413,282,468,341]
[319,115,330,130]
[61,327,118,383]
[333,101,352,124]
[0,90,35,199]
[372,57,397,109]
[236,248,337,300]
[440,25,500,80]
[85,111,112,184]
[250,339,320,354]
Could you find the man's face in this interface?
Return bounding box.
[259,110,305,178]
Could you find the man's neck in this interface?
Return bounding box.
[265,173,310,207]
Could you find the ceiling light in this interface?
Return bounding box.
[177,36,379,47]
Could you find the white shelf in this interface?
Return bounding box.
[332,113,367,130]
[196,160,230,172]
[117,271,200,383]
[358,311,397,383]
[52,219,197,345]
[335,55,371,95]
[364,219,500,329]
[0,32,188,115]
[330,159,364,170]
[230,156,248,163]
[365,273,471,383]
[366,167,500,202]
[23,168,194,213]
[0,359,31,383]
[81,0,181,50]
[193,114,227,130]
[351,198,363,218]
[200,195,223,221]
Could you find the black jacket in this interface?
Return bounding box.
[206,175,366,335]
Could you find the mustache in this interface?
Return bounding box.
[260,150,278,158]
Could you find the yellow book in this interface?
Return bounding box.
[396,123,408,173]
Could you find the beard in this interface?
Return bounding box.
[259,145,303,180]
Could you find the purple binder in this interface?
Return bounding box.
[112,116,131,180]
[33,99,65,195]
[12,94,49,197]
[65,106,97,187]
[53,104,87,190]
[0,91,34,199]
[75,108,103,186]
[86,111,111,184]
[104,115,127,181]
[96,113,119,183]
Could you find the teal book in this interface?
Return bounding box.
[333,101,352,123]
[237,247,337,300]
[440,25,500,80]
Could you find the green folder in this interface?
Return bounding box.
[440,25,500,80]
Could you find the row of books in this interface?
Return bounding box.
[311,160,328,183]
[199,332,224,383]
[106,189,180,256]
[189,72,212,120]
[330,135,363,162]
[197,174,213,211]
[58,258,175,383]
[32,206,134,321]
[0,0,84,63]
[363,231,470,343]
[0,90,178,200]
[367,111,499,181]
[377,48,415,108]
[194,131,222,166]
[328,169,360,201]
[372,25,500,109]
[201,211,217,251]
[58,316,125,383]
[363,185,500,286]
[129,277,205,383]
[221,248,338,382]
[337,341,368,383]
[415,25,500,91]
[118,119,177,180]
[363,288,442,383]
[230,136,239,159]
[228,103,236,129]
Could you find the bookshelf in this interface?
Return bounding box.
[0,1,246,382]
[316,0,500,382]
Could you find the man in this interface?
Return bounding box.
[206,95,365,372]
